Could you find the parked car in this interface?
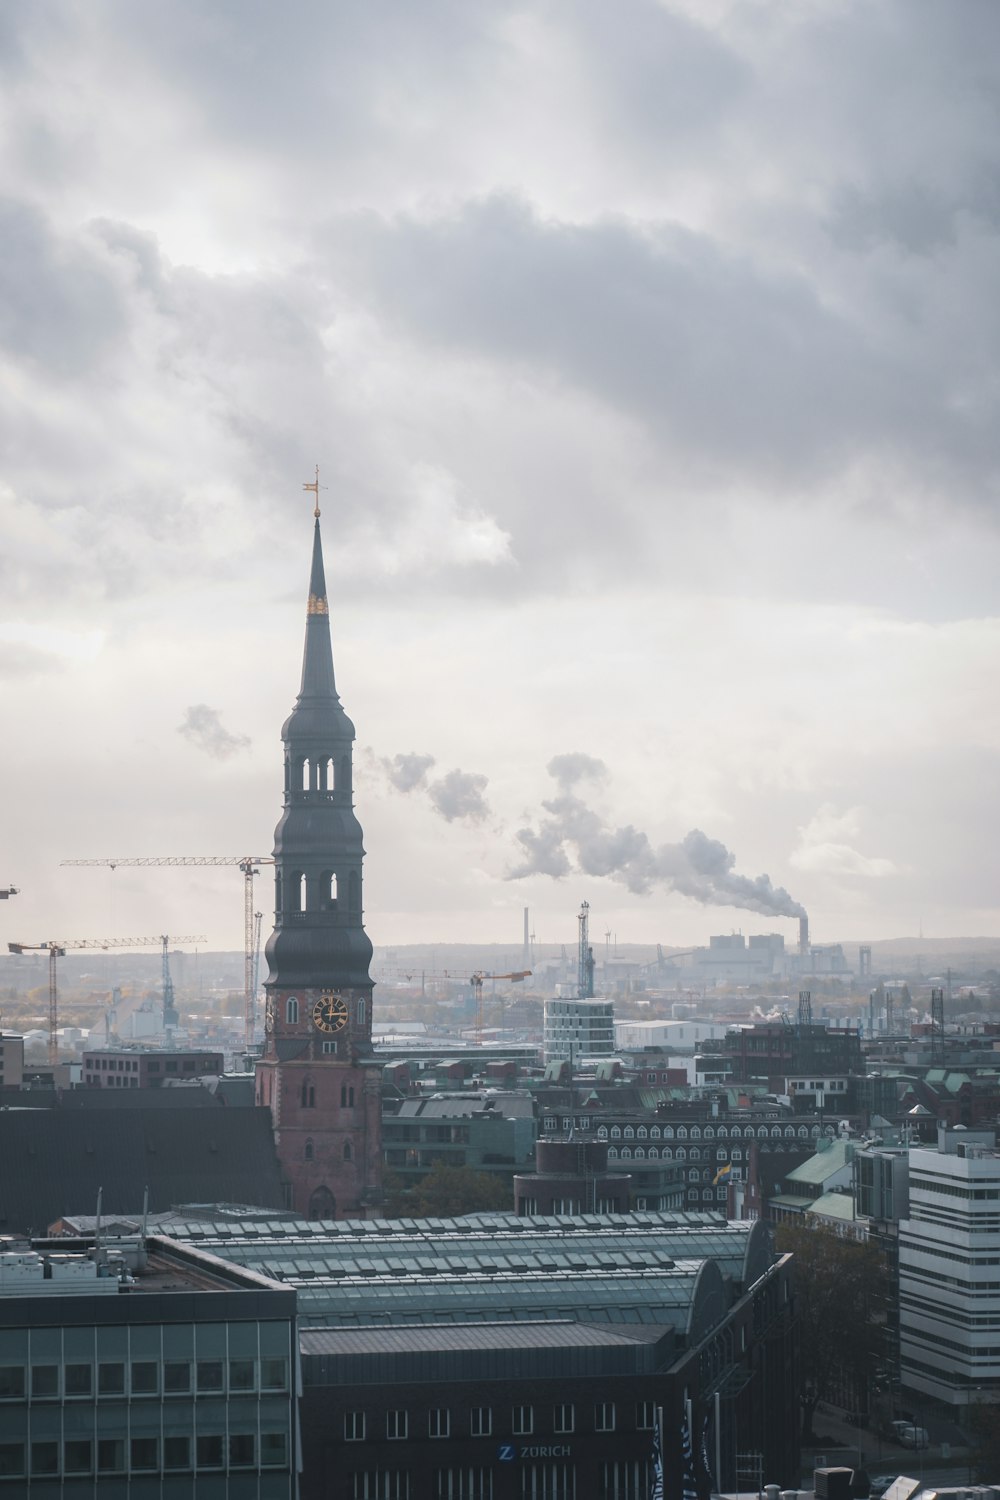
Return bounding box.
[891,1420,929,1449]
[869,1477,898,1499]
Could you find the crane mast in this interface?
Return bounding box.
[469,970,532,1045]
[577,901,594,999]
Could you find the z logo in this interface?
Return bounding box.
[498,1444,515,1461]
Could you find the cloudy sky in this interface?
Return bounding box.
[2,0,999,959]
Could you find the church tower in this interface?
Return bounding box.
[255,485,382,1219]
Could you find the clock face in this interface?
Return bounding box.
[312,993,349,1033]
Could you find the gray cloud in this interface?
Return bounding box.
[427,768,490,824]
[383,751,436,792]
[376,751,490,823]
[547,752,608,790]
[327,191,1000,506]
[177,704,251,760]
[509,758,805,919]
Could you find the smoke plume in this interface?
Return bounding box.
[509,755,806,919]
[377,750,490,823]
[177,704,251,760]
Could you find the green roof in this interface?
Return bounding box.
[786,1140,852,1186]
[806,1192,857,1223]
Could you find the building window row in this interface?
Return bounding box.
[346,1402,659,1442]
[0,1356,287,1402]
[598,1122,820,1142]
[0,1431,287,1479]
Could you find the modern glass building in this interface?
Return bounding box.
[0,1234,297,1497]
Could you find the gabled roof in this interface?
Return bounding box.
[785,1139,852,1186]
[0,1107,286,1235]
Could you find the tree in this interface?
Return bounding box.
[775,1220,889,1442]
[968,1402,1000,1482]
[383,1162,513,1220]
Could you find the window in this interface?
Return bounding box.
[357,998,366,1026]
[302,1081,316,1108]
[512,1405,533,1436]
[322,1040,338,1054]
[433,1467,492,1499]
[229,1358,255,1392]
[344,1140,353,1161]
[354,1471,410,1499]
[30,1442,58,1475]
[197,1359,224,1392]
[164,1360,190,1393]
[0,1367,23,1399]
[429,1408,451,1439]
[31,1365,57,1398]
[261,1356,288,1391]
[341,1085,355,1107]
[261,1432,288,1467]
[196,1435,224,1469]
[387,1409,408,1440]
[131,1361,158,1395]
[286,996,299,1024]
[64,1440,92,1473]
[0,1445,24,1478]
[470,1406,492,1437]
[229,1434,255,1468]
[65,1363,92,1396]
[131,1437,158,1470]
[164,1436,191,1470]
[636,1402,655,1430]
[553,1404,574,1434]
[345,1411,367,1442]
[590,1398,614,1434]
[98,1361,125,1395]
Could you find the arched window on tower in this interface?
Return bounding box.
[325,757,336,792]
[308,1186,335,1221]
[343,1140,353,1162]
[301,1080,315,1109]
[301,759,310,792]
[321,872,339,911]
[298,874,308,912]
[286,997,299,1024]
[340,1085,355,1108]
[357,998,366,1026]
[304,1139,314,1161]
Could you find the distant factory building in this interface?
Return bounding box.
[543,999,615,1064]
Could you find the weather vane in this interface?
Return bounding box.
[303,465,326,518]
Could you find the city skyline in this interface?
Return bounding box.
[2,3,999,952]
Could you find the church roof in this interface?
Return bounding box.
[0,1107,286,1235]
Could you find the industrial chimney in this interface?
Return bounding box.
[799,915,810,957]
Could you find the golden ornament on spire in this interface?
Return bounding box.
[302,464,326,518]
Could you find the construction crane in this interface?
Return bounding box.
[7,935,205,1065]
[161,935,180,1029]
[61,856,274,1051]
[252,911,263,1009]
[0,888,18,900]
[469,970,532,1044]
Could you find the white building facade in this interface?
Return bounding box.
[898,1126,1000,1407]
[544,999,615,1064]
